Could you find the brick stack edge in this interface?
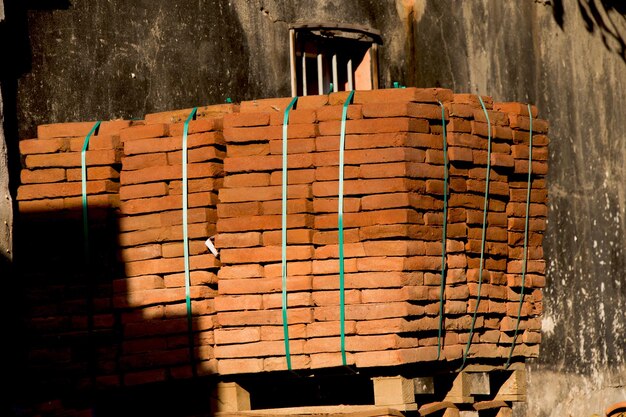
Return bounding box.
[16,88,548,387]
[113,106,233,384]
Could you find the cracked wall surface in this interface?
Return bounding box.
[5,0,626,416]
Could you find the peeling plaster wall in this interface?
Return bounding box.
[0,81,10,265]
[0,0,10,266]
[529,1,626,414]
[7,1,626,416]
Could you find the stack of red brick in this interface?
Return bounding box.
[213,88,548,374]
[17,120,129,214]
[112,105,234,384]
[16,120,130,392]
[16,88,548,386]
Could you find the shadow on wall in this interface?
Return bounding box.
[551,0,626,62]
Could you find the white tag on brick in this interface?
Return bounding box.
[205,236,219,257]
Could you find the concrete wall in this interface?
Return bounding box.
[406,1,626,415]
[0,0,10,268]
[3,0,625,416]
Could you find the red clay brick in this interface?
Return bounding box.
[514,160,549,175]
[313,197,360,213]
[163,270,218,287]
[19,138,66,154]
[333,88,453,105]
[260,324,307,341]
[168,118,223,136]
[224,153,314,173]
[512,131,550,147]
[119,123,169,142]
[144,103,235,124]
[214,327,262,345]
[17,180,118,201]
[118,223,213,247]
[268,138,315,155]
[113,275,164,294]
[318,118,429,136]
[315,209,421,230]
[447,146,474,163]
[168,178,222,195]
[122,153,168,171]
[124,131,223,155]
[124,254,219,277]
[509,114,549,133]
[161,240,209,258]
[67,134,121,152]
[262,228,313,245]
[20,168,66,184]
[37,120,131,139]
[361,102,444,119]
[62,193,120,210]
[216,307,313,326]
[25,149,120,168]
[214,295,263,312]
[218,358,264,374]
[120,162,222,185]
[493,102,538,117]
[223,112,271,128]
[217,201,262,218]
[223,173,270,188]
[313,178,422,197]
[166,147,225,165]
[215,232,262,248]
[220,245,313,264]
[314,147,424,167]
[269,108,317,125]
[118,244,162,262]
[119,182,168,201]
[215,340,305,359]
[227,142,270,157]
[268,168,315,186]
[219,184,310,203]
[314,302,422,322]
[66,166,120,181]
[240,97,295,113]
[218,276,312,295]
[316,104,363,121]
[120,192,217,215]
[223,124,317,143]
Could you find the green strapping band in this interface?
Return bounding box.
[505,104,533,368]
[436,102,449,361]
[282,96,298,371]
[461,96,492,368]
[81,121,101,260]
[182,107,198,372]
[338,90,355,366]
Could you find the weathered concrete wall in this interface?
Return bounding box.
[0,0,11,267]
[5,0,626,416]
[0,82,10,267]
[406,1,626,415]
[530,1,626,414]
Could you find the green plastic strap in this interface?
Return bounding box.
[81,121,101,261]
[182,107,198,372]
[282,96,298,371]
[436,102,449,360]
[505,104,533,368]
[461,96,492,368]
[338,90,355,366]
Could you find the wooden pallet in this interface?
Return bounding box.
[211,363,527,417]
[216,405,404,417]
